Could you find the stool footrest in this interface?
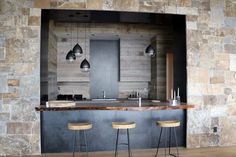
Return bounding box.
[118,143,129,146]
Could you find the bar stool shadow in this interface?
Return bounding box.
[112,121,136,157]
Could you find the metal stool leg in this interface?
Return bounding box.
[73,130,77,157]
[127,129,132,157]
[169,127,171,155]
[155,127,163,157]
[165,128,168,157]
[115,129,120,157]
[174,127,179,157]
[83,130,89,157]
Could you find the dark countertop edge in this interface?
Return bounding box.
[35,104,195,112]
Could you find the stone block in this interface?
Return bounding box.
[187,96,204,106]
[186,21,197,30]
[230,54,236,71]
[225,71,236,84]
[207,84,224,95]
[229,105,236,116]
[33,0,50,8]
[7,79,20,86]
[113,0,139,11]
[203,95,227,106]
[177,7,199,15]
[187,109,211,134]
[0,134,39,155]
[0,102,10,112]
[200,133,219,147]
[224,88,232,95]
[186,134,200,148]
[188,67,209,84]
[2,92,19,99]
[0,75,7,93]
[139,1,165,13]
[21,8,30,15]
[225,44,236,54]
[19,77,40,97]
[210,0,224,28]
[219,117,236,146]
[188,83,208,96]
[10,98,39,122]
[0,37,5,60]
[7,122,32,134]
[30,8,41,16]
[87,0,103,9]
[210,106,228,117]
[210,76,224,84]
[21,27,39,39]
[0,113,10,121]
[0,122,6,134]
[56,2,86,9]
[224,35,233,44]
[225,0,236,17]
[177,0,192,7]
[186,15,198,21]
[28,16,40,26]
[211,117,219,128]
[165,6,177,14]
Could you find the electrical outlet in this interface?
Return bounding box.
[213,126,217,133]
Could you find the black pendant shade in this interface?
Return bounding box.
[145,45,156,57]
[73,43,83,57]
[80,58,90,72]
[66,50,76,62]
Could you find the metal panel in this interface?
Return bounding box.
[90,40,119,99]
[42,110,186,153]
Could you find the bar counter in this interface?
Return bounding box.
[35,100,194,111]
[37,100,194,153]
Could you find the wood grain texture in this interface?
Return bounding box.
[35,103,194,111]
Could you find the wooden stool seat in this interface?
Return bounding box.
[112,122,136,129]
[68,122,92,131]
[156,120,180,128]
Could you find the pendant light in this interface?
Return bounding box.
[145,44,156,57]
[66,23,76,62]
[80,23,90,72]
[66,50,76,62]
[73,23,83,57]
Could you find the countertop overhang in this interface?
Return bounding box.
[35,101,194,111]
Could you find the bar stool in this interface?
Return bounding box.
[155,120,180,157]
[68,122,92,157]
[112,122,136,157]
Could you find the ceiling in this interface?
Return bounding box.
[43,10,174,41]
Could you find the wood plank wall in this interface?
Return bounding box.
[48,21,58,100]
[149,33,173,100]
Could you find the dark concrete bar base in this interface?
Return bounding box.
[42,110,186,153]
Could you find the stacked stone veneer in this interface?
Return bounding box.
[0,0,235,155]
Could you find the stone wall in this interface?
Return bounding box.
[0,0,41,155]
[0,0,235,156]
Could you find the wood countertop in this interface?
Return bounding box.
[35,101,194,112]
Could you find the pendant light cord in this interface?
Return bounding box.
[84,23,87,59]
[70,23,73,49]
[76,23,78,43]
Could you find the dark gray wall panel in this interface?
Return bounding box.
[90,40,119,99]
[42,110,186,153]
